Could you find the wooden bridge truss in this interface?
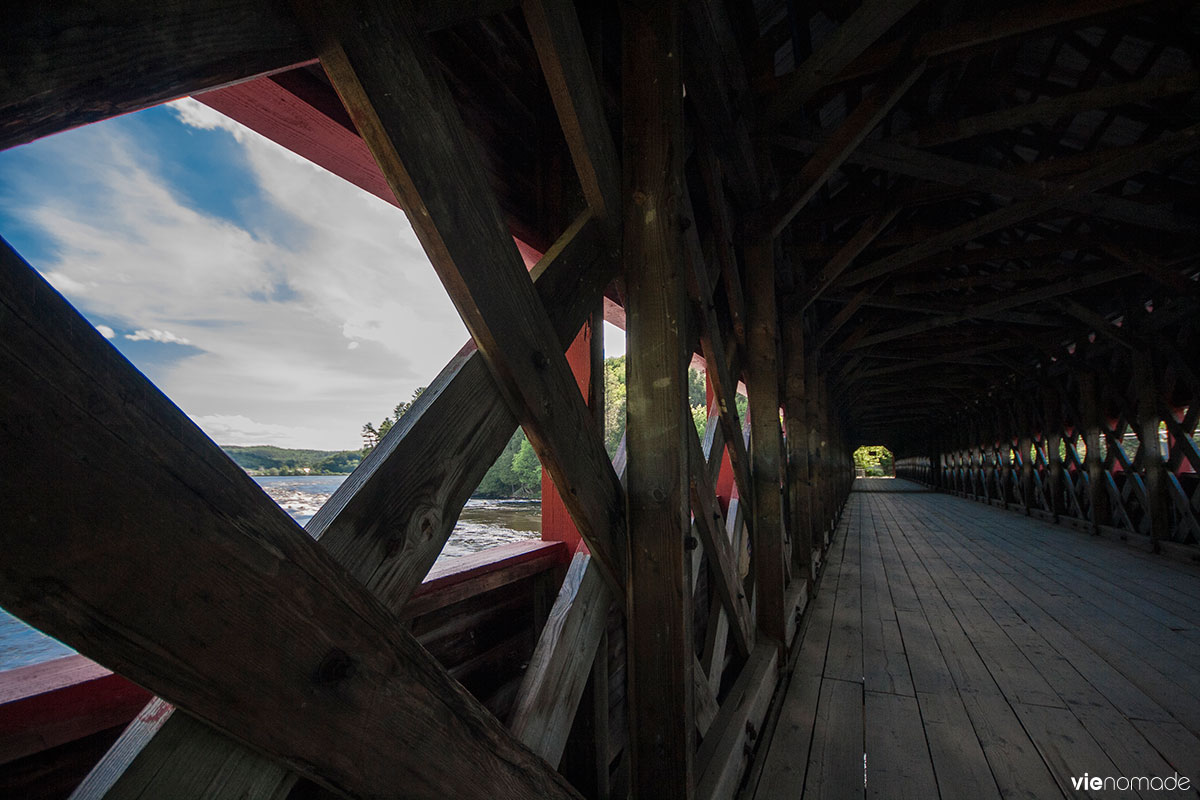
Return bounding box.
[1,0,1198,798]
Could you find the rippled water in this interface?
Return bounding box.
[1,476,540,671]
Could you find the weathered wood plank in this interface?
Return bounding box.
[306,0,628,592]
[621,1,694,796]
[864,691,938,800]
[0,237,577,800]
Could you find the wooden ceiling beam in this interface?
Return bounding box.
[818,0,1165,91]
[843,264,1137,351]
[753,63,925,240]
[763,0,925,126]
[773,130,1195,232]
[839,123,1200,287]
[897,70,1200,149]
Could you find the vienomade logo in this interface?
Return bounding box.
[1070,773,1191,793]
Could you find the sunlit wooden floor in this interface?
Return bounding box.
[748,478,1200,800]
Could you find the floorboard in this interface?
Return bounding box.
[749,478,1200,800]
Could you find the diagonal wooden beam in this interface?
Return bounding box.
[802,201,902,310]
[687,429,753,659]
[898,70,1200,149]
[763,0,924,126]
[0,237,576,800]
[76,209,618,800]
[523,0,620,218]
[302,0,627,592]
[839,123,1200,287]
[509,548,613,767]
[752,63,926,240]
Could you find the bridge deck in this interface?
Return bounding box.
[749,478,1200,800]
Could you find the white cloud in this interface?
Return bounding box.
[95,324,116,339]
[126,328,191,345]
[4,99,470,449]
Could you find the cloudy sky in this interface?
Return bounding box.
[0,99,623,450]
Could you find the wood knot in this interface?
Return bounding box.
[531,350,550,370]
[315,649,356,686]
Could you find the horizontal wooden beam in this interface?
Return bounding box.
[0,237,576,800]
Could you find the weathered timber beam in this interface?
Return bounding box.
[898,71,1200,148]
[77,210,618,800]
[839,124,1200,287]
[814,278,886,351]
[696,138,748,346]
[523,0,620,218]
[509,548,612,767]
[0,0,518,152]
[753,63,925,240]
[745,243,787,647]
[1101,243,1200,299]
[773,131,1196,233]
[763,0,924,126]
[843,265,1137,350]
[0,238,576,800]
[892,261,1087,295]
[622,1,695,796]
[305,0,627,591]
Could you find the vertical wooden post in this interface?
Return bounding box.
[1043,385,1065,522]
[1134,353,1171,549]
[806,354,825,548]
[622,2,693,796]
[746,242,787,648]
[1078,369,1112,532]
[782,305,813,586]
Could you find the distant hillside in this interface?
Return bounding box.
[223,445,362,476]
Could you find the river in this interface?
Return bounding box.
[0,475,540,671]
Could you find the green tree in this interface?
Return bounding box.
[363,387,426,454]
[511,437,542,493]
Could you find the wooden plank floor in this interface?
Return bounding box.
[748,478,1200,800]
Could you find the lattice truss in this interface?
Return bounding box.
[2,0,1198,798]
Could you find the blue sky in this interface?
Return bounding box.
[0,99,625,450]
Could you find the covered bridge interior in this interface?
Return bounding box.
[2,0,1199,798]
